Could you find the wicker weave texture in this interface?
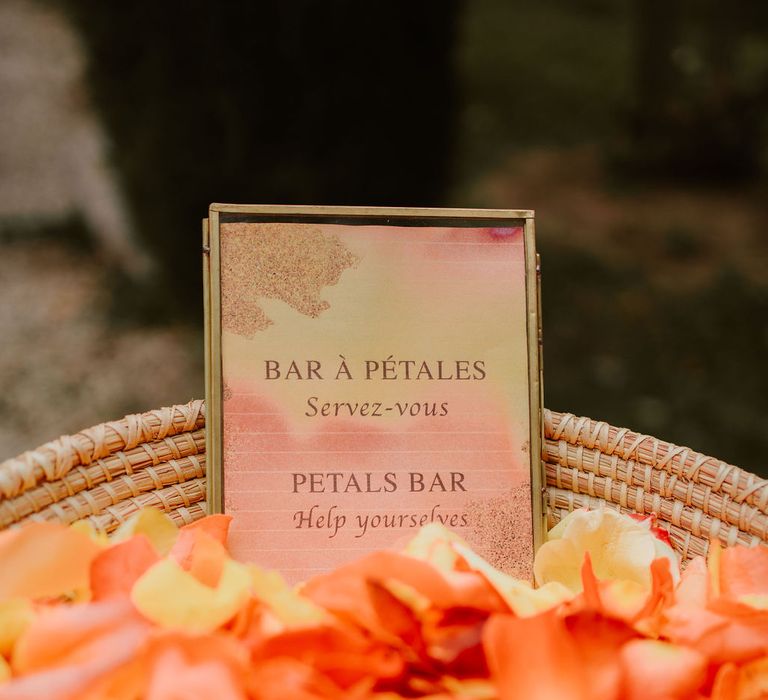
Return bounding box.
[1,401,765,563]
[0,400,206,533]
[543,410,768,561]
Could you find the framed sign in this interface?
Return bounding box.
[204,205,544,582]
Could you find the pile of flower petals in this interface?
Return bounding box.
[0,508,766,699]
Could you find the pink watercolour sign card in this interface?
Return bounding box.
[204,205,544,583]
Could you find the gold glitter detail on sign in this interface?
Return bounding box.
[220,222,359,337]
[466,484,534,580]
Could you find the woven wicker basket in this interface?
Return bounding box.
[1,400,766,563]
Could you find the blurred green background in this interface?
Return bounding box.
[1,0,766,475]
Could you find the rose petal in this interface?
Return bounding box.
[535,509,679,593]
[246,658,346,700]
[303,551,505,615]
[111,508,178,556]
[248,566,326,628]
[663,600,768,664]
[0,523,101,602]
[178,514,232,545]
[7,602,148,700]
[454,542,572,617]
[146,646,245,700]
[171,529,227,588]
[484,609,633,700]
[252,625,403,689]
[719,546,768,602]
[90,535,159,601]
[0,600,34,658]
[12,599,141,673]
[675,555,709,607]
[734,655,768,700]
[620,639,707,700]
[131,559,251,633]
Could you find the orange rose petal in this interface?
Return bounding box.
[4,610,148,700]
[303,551,505,615]
[634,557,676,624]
[454,542,571,617]
[675,555,709,608]
[566,611,637,699]
[146,646,245,700]
[440,676,497,698]
[484,611,581,700]
[247,657,347,700]
[711,662,740,700]
[178,514,233,545]
[0,523,101,602]
[733,656,768,700]
[12,599,142,674]
[253,625,404,689]
[90,535,159,601]
[171,529,228,588]
[719,547,768,601]
[663,599,768,665]
[422,607,488,675]
[77,657,148,700]
[0,659,128,700]
[620,639,707,700]
[484,609,630,700]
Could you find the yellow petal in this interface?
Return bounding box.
[403,523,466,572]
[620,639,707,700]
[740,594,768,610]
[111,509,178,556]
[70,520,110,546]
[454,542,572,616]
[0,599,34,658]
[249,566,327,627]
[534,508,680,593]
[131,558,251,633]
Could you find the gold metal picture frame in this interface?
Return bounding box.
[203,204,544,573]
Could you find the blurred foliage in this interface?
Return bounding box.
[457,0,633,180]
[33,0,768,474]
[542,240,768,473]
[457,0,768,185]
[619,0,768,181]
[55,0,460,320]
